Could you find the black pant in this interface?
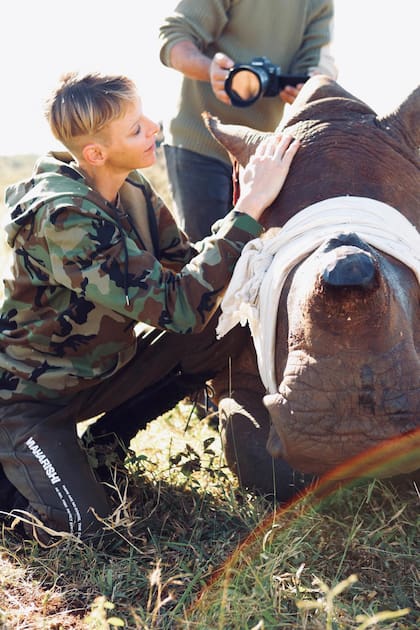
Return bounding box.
[163,145,233,242]
[0,319,245,540]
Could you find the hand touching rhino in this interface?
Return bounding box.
[235,134,300,221]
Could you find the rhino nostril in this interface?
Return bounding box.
[322,248,376,288]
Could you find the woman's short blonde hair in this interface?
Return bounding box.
[45,71,138,149]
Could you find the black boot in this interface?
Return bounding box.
[0,465,28,535]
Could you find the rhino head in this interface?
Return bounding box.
[204,76,420,493]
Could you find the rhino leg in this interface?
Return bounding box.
[219,391,314,501]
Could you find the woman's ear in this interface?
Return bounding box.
[82,142,106,166]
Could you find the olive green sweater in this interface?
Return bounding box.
[159,0,337,165]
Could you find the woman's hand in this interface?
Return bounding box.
[234,134,300,221]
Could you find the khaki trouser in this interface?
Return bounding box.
[0,317,246,540]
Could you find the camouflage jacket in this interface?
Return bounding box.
[0,153,262,401]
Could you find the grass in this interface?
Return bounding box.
[0,153,419,629]
[1,421,418,629]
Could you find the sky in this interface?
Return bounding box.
[0,0,418,156]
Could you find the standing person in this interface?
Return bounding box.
[159,0,337,241]
[0,71,299,542]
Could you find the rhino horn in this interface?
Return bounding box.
[379,85,420,148]
[202,111,270,166]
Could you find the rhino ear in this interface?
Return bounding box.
[202,112,270,166]
[380,85,420,148]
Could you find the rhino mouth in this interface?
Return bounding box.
[263,347,420,478]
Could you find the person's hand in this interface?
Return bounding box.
[210,52,235,104]
[279,83,305,105]
[234,134,300,221]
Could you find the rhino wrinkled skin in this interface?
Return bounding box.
[204,75,419,498]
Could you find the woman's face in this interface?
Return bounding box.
[104,96,160,172]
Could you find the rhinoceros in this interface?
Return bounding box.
[203,75,420,500]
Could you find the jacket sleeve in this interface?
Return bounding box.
[42,203,263,335]
[159,0,232,66]
[289,0,338,79]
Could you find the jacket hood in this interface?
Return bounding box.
[4,152,94,247]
